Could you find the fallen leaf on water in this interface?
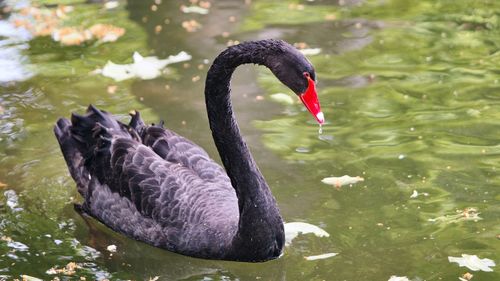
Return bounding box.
[180,5,209,14]
[88,23,125,43]
[46,262,81,275]
[388,276,410,281]
[107,85,117,94]
[0,180,7,188]
[106,244,117,253]
[428,207,482,223]
[448,254,496,272]
[181,19,202,32]
[410,190,429,199]
[284,222,329,246]
[459,272,473,281]
[299,48,321,56]
[99,51,192,81]
[304,252,338,261]
[52,27,92,46]
[20,275,43,281]
[104,1,120,10]
[321,175,364,188]
[1,236,12,242]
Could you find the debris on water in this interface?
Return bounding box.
[7,240,29,251]
[0,181,7,188]
[318,124,323,134]
[410,190,429,199]
[181,19,202,32]
[321,175,364,189]
[398,154,405,160]
[104,1,120,10]
[459,272,474,281]
[270,93,295,105]
[107,85,117,94]
[106,244,117,253]
[299,48,322,56]
[20,275,43,281]
[4,189,23,212]
[448,254,496,272]
[149,276,160,281]
[98,51,191,81]
[8,4,125,46]
[428,207,482,223]
[304,252,338,261]
[52,27,91,46]
[388,276,410,281]
[180,5,209,14]
[1,236,12,242]
[295,147,310,153]
[54,239,63,245]
[88,24,125,43]
[46,262,81,275]
[284,222,329,246]
[293,42,321,56]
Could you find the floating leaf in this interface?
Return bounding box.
[88,24,125,43]
[52,27,91,46]
[428,207,482,223]
[459,272,473,281]
[304,252,338,261]
[410,190,429,199]
[448,254,496,272]
[20,275,43,281]
[100,51,192,81]
[180,5,209,15]
[106,244,117,253]
[46,262,81,275]
[321,175,364,188]
[299,48,321,56]
[7,240,29,251]
[181,20,202,32]
[104,1,120,10]
[388,276,410,281]
[284,222,329,246]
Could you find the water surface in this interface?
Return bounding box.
[0,0,499,280]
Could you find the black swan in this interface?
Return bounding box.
[54,39,324,262]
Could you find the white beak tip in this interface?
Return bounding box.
[316,112,325,124]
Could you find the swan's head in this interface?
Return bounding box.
[267,43,324,124]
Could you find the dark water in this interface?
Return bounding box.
[0,0,499,280]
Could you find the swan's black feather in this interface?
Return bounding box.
[56,105,239,258]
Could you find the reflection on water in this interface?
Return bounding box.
[0,0,499,280]
[0,20,33,83]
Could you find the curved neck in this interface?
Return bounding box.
[204,40,285,261]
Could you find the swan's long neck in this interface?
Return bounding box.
[205,40,285,261]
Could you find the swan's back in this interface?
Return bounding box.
[54,105,239,258]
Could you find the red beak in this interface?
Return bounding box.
[299,75,324,124]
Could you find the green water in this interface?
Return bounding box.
[1,0,499,280]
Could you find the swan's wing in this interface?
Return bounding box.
[56,106,238,256]
[90,137,238,251]
[129,111,230,183]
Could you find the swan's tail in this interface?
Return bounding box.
[54,117,90,196]
[54,105,133,195]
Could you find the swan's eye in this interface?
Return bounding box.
[303,72,310,78]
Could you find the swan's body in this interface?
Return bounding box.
[54,39,323,262]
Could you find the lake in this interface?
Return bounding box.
[0,0,498,280]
